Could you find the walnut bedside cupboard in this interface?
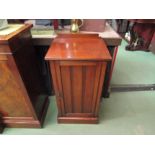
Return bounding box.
[45,33,112,124]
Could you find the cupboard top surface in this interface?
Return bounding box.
[45,34,112,61]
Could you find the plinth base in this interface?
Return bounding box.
[3,97,49,128]
[58,116,99,124]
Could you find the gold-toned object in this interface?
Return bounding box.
[70,19,83,33]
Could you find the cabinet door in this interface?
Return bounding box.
[52,61,106,117]
[0,55,32,117]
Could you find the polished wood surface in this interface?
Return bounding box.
[0,24,49,128]
[0,55,32,117]
[46,33,111,61]
[45,34,111,123]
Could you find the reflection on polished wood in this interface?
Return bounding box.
[45,33,111,124]
[46,33,111,61]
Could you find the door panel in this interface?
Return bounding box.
[71,66,83,113]
[82,65,96,113]
[57,61,102,116]
[61,66,72,113]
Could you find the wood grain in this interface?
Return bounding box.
[72,66,83,113]
[55,61,66,115]
[46,33,112,124]
[61,66,72,113]
[45,33,111,61]
[82,65,96,113]
[0,24,49,128]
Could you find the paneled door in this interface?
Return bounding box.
[50,60,107,123]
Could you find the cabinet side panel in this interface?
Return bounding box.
[13,42,45,107]
[91,63,102,113]
[95,62,107,116]
[50,62,62,116]
[13,38,48,119]
[55,61,66,115]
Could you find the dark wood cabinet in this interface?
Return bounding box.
[45,34,111,123]
[0,24,49,127]
[0,113,4,133]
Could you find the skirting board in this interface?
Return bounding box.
[111,84,155,92]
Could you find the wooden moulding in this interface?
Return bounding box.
[3,97,49,128]
[58,116,98,124]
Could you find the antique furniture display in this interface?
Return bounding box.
[32,22,122,98]
[0,24,49,128]
[45,33,112,123]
